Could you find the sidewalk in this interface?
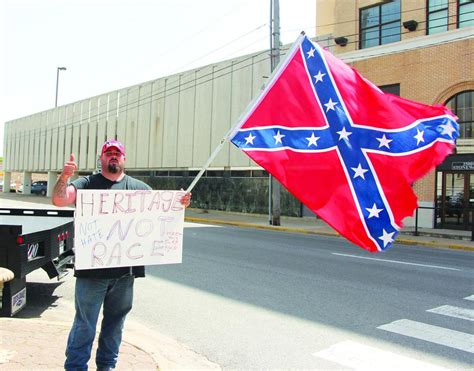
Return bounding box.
[0,318,154,370]
[0,192,472,370]
[185,208,474,252]
[0,314,219,370]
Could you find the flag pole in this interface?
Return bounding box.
[185,133,230,193]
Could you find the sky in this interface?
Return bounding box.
[0,0,316,156]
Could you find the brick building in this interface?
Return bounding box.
[316,0,473,230]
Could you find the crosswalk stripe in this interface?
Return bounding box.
[464,295,474,301]
[427,305,474,321]
[378,319,474,354]
[313,340,447,370]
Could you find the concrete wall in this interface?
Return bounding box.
[4,51,273,173]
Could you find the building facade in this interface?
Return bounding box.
[316,0,473,230]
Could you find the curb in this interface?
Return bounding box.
[184,216,474,252]
[395,238,474,252]
[185,216,340,237]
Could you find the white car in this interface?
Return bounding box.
[10,182,22,193]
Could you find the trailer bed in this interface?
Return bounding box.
[0,216,73,234]
[0,208,74,234]
[0,207,75,316]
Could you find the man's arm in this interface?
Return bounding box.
[52,154,78,207]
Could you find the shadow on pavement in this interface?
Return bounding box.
[15,280,65,319]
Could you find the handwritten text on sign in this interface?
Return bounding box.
[74,190,185,270]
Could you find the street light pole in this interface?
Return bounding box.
[55,67,67,107]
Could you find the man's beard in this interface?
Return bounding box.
[107,163,121,173]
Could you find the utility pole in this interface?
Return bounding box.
[269,0,281,226]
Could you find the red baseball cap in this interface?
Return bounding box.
[101,140,125,155]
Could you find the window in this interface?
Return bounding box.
[379,83,400,96]
[360,0,401,49]
[445,90,474,139]
[427,0,449,34]
[459,0,474,28]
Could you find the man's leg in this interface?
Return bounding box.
[95,274,134,370]
[65,278,108,370]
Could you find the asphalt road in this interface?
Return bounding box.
[129,222,474,369]
[21,221,473,369]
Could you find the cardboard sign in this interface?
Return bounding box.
[74,190,185,270]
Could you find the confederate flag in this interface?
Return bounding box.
[229,34,458,252]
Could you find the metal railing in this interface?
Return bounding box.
[413,205,474,241]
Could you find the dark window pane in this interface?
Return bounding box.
[457,91,473,123]
[169,171,185,177]
[381,22,401,43]
[381,0,400,23]
[428,0,448,11]
[459,2,474,28]
[251,170,269,177]
[427,0,449,35]
[361,7,380,28]
[445,91,474,139]
[428,10,448,34]
[361,28,379,48]
[231,170,251,177]
[206,171,224,177]
[379,84,400,96]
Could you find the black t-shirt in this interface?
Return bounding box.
[72,173,152,279]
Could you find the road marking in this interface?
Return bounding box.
[464,295,474,301]
[332,253,460,271]
[313,340,447,370]
[184,222,221,229]
[378,319,474,353]
[427,305,474,321]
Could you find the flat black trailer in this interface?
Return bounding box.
[0,208,74,316]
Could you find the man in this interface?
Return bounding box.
[52,139,191,371]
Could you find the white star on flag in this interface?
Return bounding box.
[379,229,395,248]
[324,98,338,112]
[351,164,369,179]
[245,133,256,145]
[337,127,352,141]
[314,70,326,83]
[414,128,425,145]
[366,203,383,218]
[440,122,457,137]
[306,132,320,147]
[273,130,285,144]
[376,134,392,149]
[307,48,315,58]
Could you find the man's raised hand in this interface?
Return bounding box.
[62,153,78,179]
[52,154,78,206]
